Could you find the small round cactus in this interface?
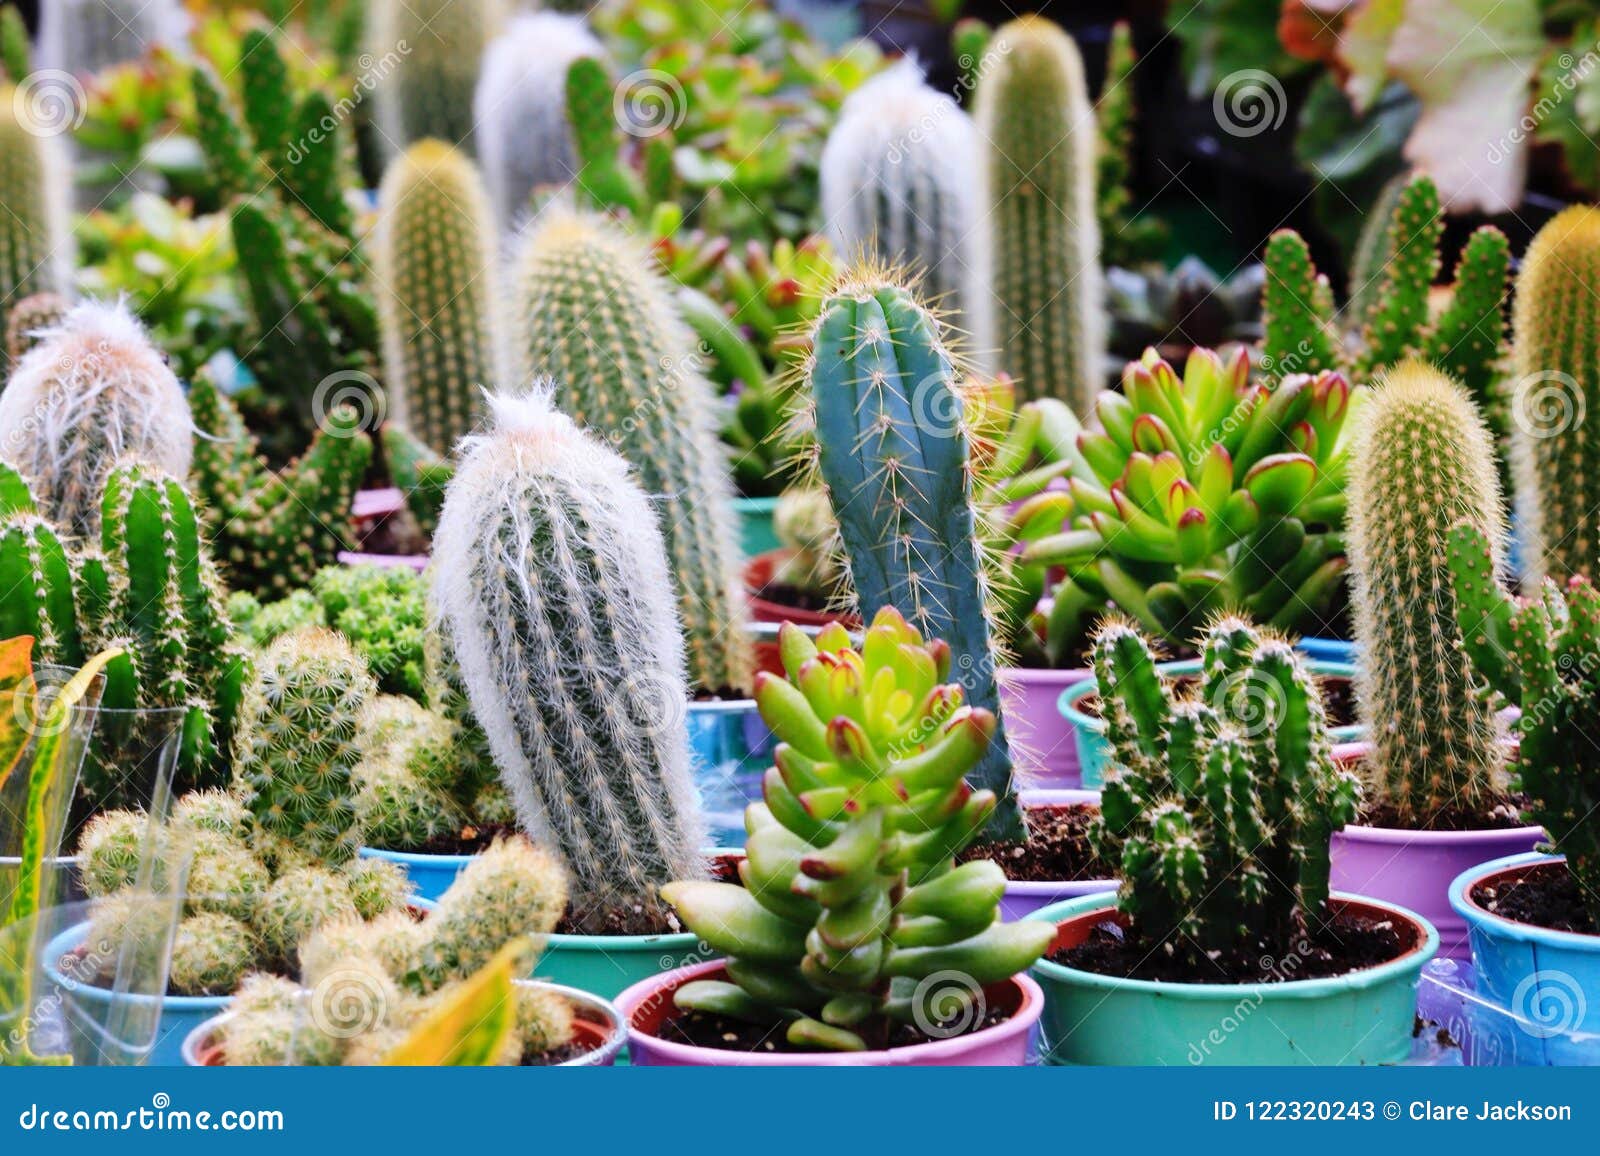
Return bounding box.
[418,838,568,988]
[254,866,359,964]
[360,909,426,983]
[182,834,270,922]
[170,789,249,840]
[76,809,150,898]
[513,983,575,1060]
[342,857,410,921]
[169,913,257,996]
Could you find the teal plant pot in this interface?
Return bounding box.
[1059,658,1361,788]
[731,496,779,558]
[1026,892,1439,1065]
[533,928,709,1003]
[357,845,474,903]
[686,699,774,848]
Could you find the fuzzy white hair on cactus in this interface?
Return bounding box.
[0,299,193,539]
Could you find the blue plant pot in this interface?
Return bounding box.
[43,923,228,1067]
[731,496,779,559]
[686,699,774,848]
[1295,637,1356,664]
[1450,852,1600,1066]
[357,845,475,903]
[1058,658,1362,788]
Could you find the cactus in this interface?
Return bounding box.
[254,865,360,964]
[474,12,603,229]
[344,858,410,921]
[76,809,149,898]
[1348,361,1507,825]
[415,838,568,989]
[169,913,256,997]
[231,628,376,866]
[37,0,187,77]
[1511,206,1600,585]
[1094,22,1165,266]
[1260,230,1340,379]
[1448,521,1600,923]
[184,832,271,921]
[769,487,843,600]
[0,90,72,367]
[430,390,708,932]
[381,424,452,539]
[0,4,28,84]
[802,272,1017,836]
[509,210,750,693]
[353,697,466,851]
[0,512,84,668]
[664,612,1054,1052]
[375,141,504,456]
[819,60,990,356]
[976,16,1105,410]
[188,371,372,598]
[565,55,647,217]
[368,0,505,158]
[0,302,192,539]
[4,291,69,370]
[1090,617,1360,953]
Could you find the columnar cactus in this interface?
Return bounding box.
[509,210,750,694]
[0,510,83,668]
[1449,522,1600,922]
[231,628,376,867]
[1511,205,1600,585]
[803,272,1017,835]
[375,141,504,456]
[976,16,1104,410]
[4,291,69,367]
[416,838,568,988]
[473,12,603,229]
[38,0,188,77]
[664,612,1054,1052]
[0,92,73,368]
[368,0,505,158]
[1091,617,1360,952]
[430,391,707,932]
[1348,361,1507,824]
[820,59,990,356]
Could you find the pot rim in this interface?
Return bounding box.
[729,496,778,512]
[42,922,231,1012]
[616,957,1045,1065]
[995,666,1092,688]
[1448,852,1600,949]
[1026,891,1439,1000]
[358,845,477,868]
[1334,821,1546,845]
[684,696,758,714]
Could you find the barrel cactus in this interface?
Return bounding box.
[430,390,707,932]
[368,0,505,158]
[976,16,1104,410]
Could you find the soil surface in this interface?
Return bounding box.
[556,854,742,937]
[1470,860,1598,936]
[959,804,1111,882]
[355,511,428,556]
[1051,909,1414,984]
[754,580,834,614]
[405,823,521,857]
[523,1040,593,1066]
[657,1002,1012,1054]
[1358,794,1529,833]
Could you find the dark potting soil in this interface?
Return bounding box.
[958,804,1110,882]
[657,1002,1012,1055]
[1470,860,1598,936]
[523,1040,592,1066]
[1051,910,1413,984]
[555,854,742,937]
[1358,794,1529,833]
[1074,674,1357,729]
[356,512,428,556]
[756,580,834,614]
[407,823,522,857]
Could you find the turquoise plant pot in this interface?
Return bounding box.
[1059,658,1361,788]
[1450,852,1600,1066]
[731,496,779,559]
[357,845,474,903]
[685,699,775,849]
[1296,637,1355,664]
[1026,892,1439,1065]
[533,928,709,1002]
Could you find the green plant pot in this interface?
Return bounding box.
[732,496,779,559]
[1025,892,1439,1066]
[532,929,709,1002]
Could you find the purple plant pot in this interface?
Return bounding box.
[336,550,429,573]
[996,666,1092,789]
[999,790,1117,921]
[352,487,406,520]
[617,958,1044,1065]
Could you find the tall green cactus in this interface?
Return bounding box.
[804,272,1017,838]
[1348,360,1506,825]
[976,15,1104,410]
[367,0,505,158]
[0,302,192,539]
[509,209,750,694]
[0,84,73,352]
[1511,205,1600,585]
[429,391,706,933]
[820,60,989,357]
[1448,522,1600,923]
[0,512,83,668]
[375,141,503,456]
[1092,617,1359,953]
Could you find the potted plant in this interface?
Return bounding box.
[1331,362,1542,959]
[1445,521,1600,1065]
[617,610,1053,1064]
[1027,617,1438,1065]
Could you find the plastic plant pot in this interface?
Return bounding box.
[731,496,780,558]
[996,667,1092,789]
[336,550,429,572]
[995,790,1117,922]
[685,698,775,849]
[1296,637,1356,664]
[616,957,1044,1066]
[743,550,858,631]
[1025,891,1439,1066]
[356,845,474,903]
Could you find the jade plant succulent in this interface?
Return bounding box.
[663,610,1054,1052]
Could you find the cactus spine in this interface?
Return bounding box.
[804,273,1018,838]
[0,87,73,353]
[820,60,990,357]
[976,16,1104,410]
[510,210,750,693]
[1348,361,1506,825]
[473,12,603,229]
[375,141,504,456]
[430,391,706,932]
[368,0,505,158]
[1511,205,1600,585]
[38,0,188,77]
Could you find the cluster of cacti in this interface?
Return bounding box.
[374,141,504,457]
[802,273,1017,835]
[976,16,1104,411]
[367,0,505,158]
[37,0,188,77]
[1091,617,1360,952]
[1510,206,1600,586]
[188,371,371,599]
[430,391,707,933]
[1023,347,1353,662]
[474,12,604,229]
[664,612,1054,1052]
[819,59,990,355]
[509,209,750,694]
[0,90,73,374]
[1348,361,1508,825]
[1448,522,1600,923]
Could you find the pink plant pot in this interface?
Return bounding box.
[617,958,1044,1066]
[997,666,1092,789]
[999,790,1117,921]
[336,551,429,573]
[352,487,406,521]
